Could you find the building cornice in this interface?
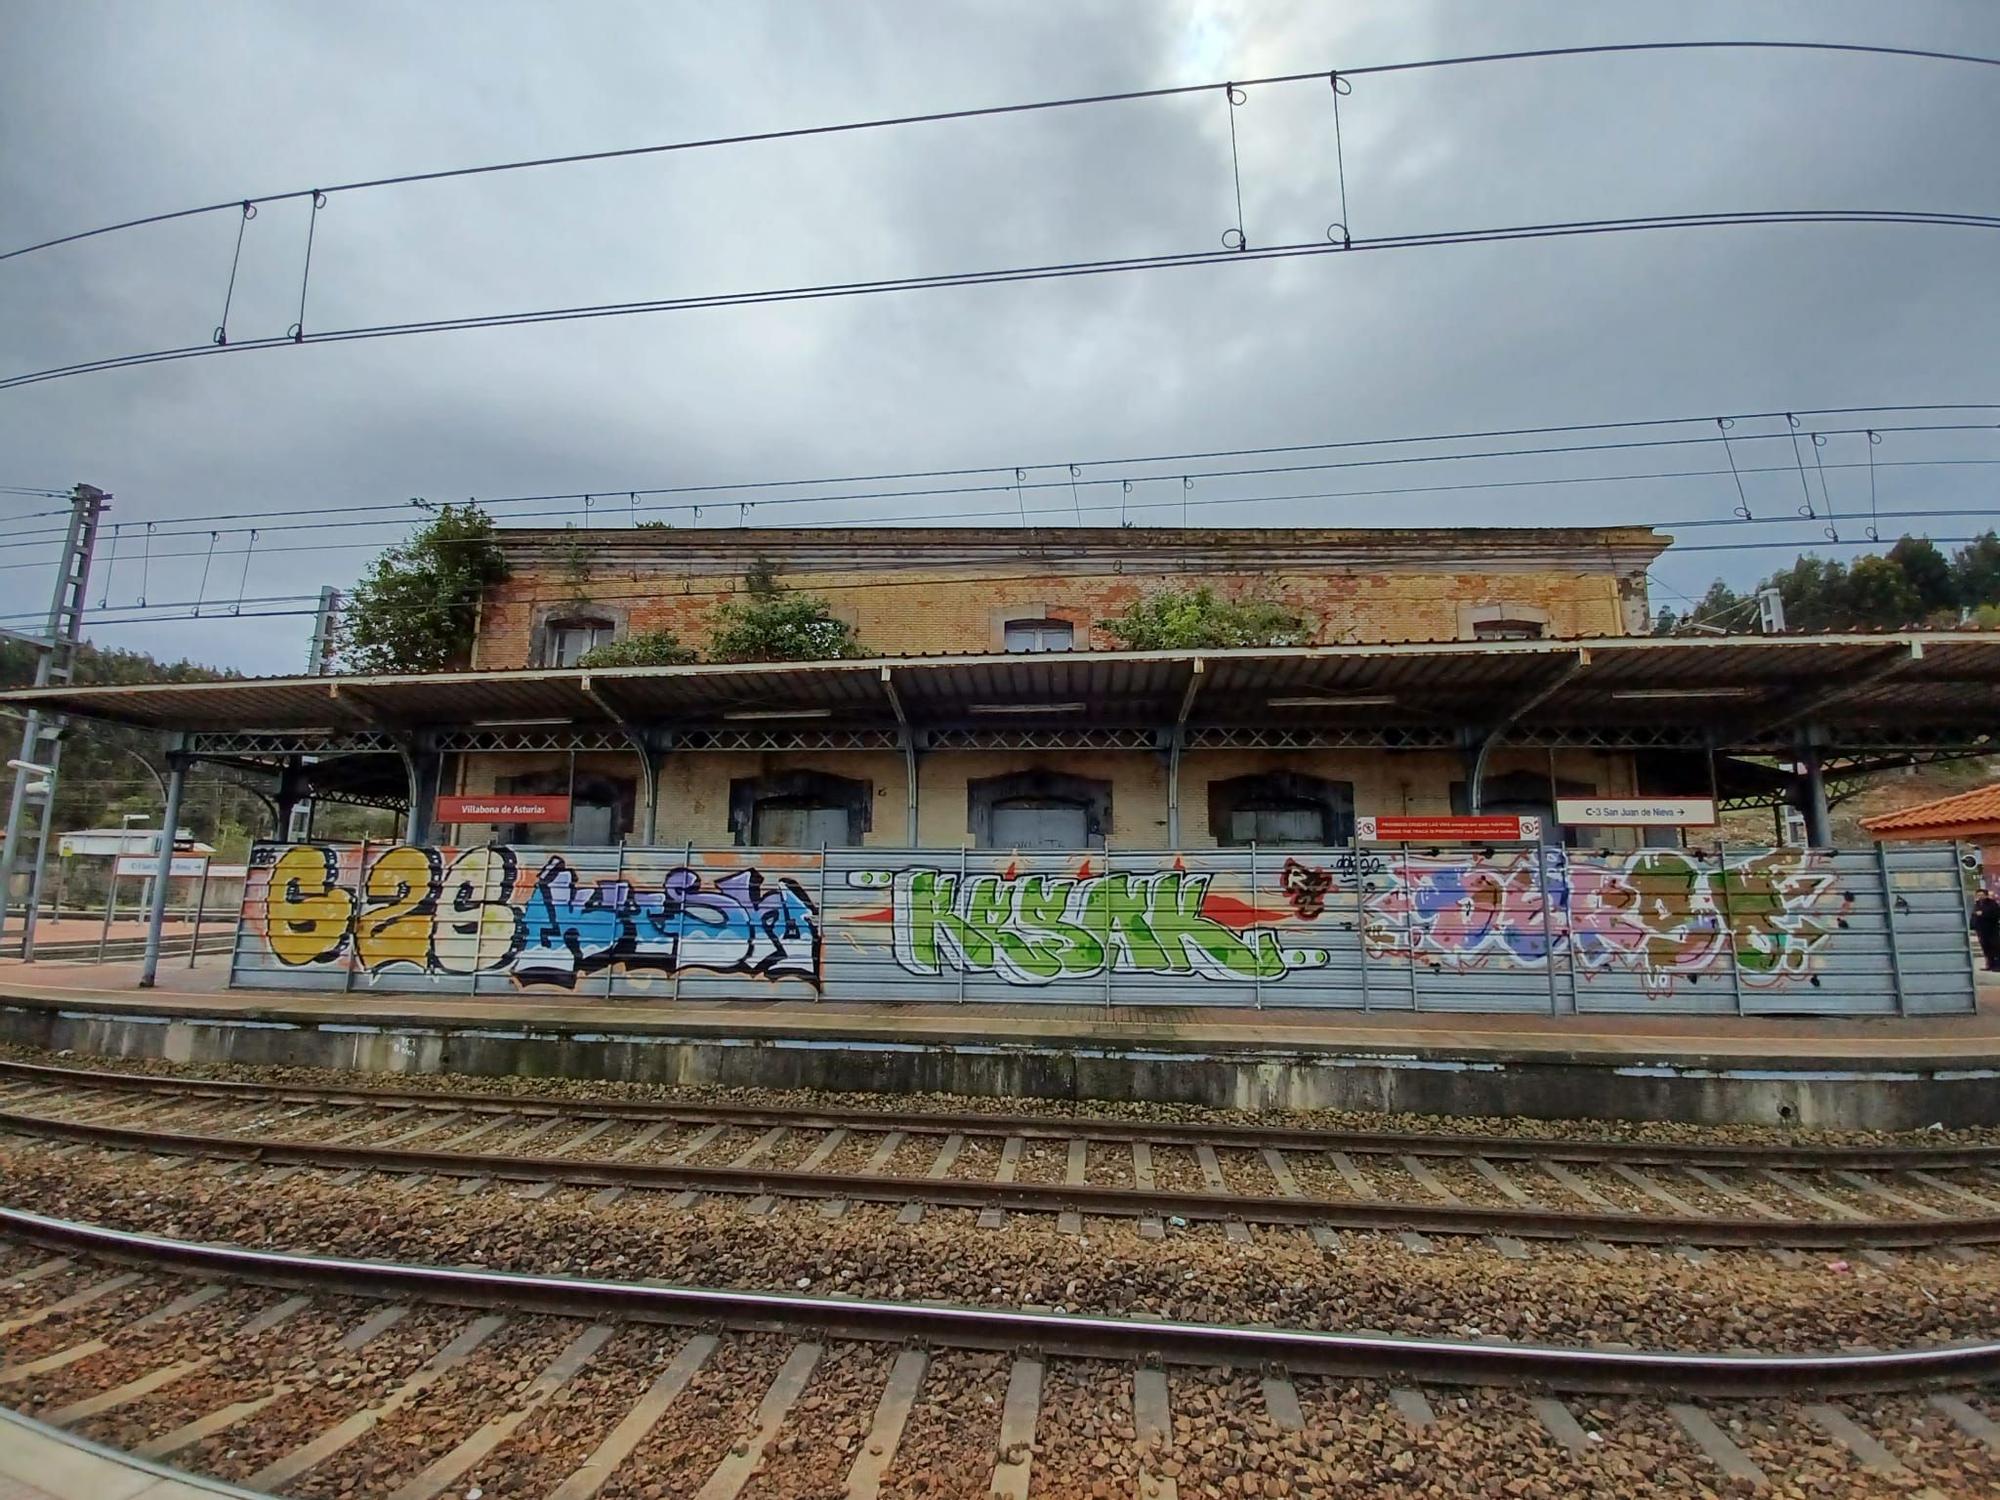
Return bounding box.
[491,526,1670,576]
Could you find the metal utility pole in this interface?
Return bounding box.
[0,485,107,955]
[307,586,340,674]
[1756,586,1787,633]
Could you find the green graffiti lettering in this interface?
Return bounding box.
[1090,872,1176,973]
[1146,871,1286,981]
[893,870,977,974]
[1720,856,1794,974]
[991,874,1104,982]
[888,866,1292,986]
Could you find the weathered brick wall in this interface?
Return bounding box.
[469,527,1664,668]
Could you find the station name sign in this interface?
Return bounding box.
[1555,797,1717,827]
[115,854,209,878]
[435,795,573,824]
[1356,814,1541,842]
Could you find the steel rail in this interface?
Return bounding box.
[5,1107,1992,1250]
[3,1204,1995,1396]
[3,1056,1996,1170]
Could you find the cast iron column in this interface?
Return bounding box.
[138,753,189,988]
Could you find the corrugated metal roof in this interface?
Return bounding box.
[1861,782,2000,836]
[2,632,1995,744]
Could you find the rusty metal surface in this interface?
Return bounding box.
[3,1204,1997,1397]
[5,1105,1997,1251]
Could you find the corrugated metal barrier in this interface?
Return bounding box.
[229,839,1979,1016]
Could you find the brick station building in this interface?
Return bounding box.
[451,525,1670,851]
[9,522,1998,1011]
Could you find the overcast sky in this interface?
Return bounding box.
[2,0,1996,672]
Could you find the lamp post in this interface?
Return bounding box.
[6,758,53,954]
[121,813,152,916]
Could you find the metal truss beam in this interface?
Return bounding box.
[928,727,1160,752]
[184,719,1993,762]
[677,728,902,753]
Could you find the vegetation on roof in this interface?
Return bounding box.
[1096,585,1309,650]
[339,502,509,674]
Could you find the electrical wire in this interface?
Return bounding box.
[1,410,1991,552]
[9,209,2000,393]
[7,39,1994,264]
[32,532,1995,636]
[8,485,1991,591]
[6,456,1991,592]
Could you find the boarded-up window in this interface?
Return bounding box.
[990,800,1092,849]
[753,802,852,848]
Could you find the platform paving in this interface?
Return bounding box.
[2,954,1998,1069]
[0,1407,270,1499]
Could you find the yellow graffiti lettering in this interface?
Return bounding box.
[356,845,439,971]
[263,844,356,967]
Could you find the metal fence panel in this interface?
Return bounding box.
[228,838,1975,1016]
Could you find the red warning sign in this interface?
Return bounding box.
[1356,814,1540,842]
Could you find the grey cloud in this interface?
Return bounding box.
[0,0,1995,670]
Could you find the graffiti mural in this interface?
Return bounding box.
[1354,845,1844,997]
[865,866,1319,985]
[253,843,821,990]
[232,840,1971,1014]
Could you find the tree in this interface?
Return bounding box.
[1952,532,2000,610]
[576,628,697,667]
[339,503,509,673]
[1887,536,1955,616]
[1097,585,1308,649]
[1685,579,1747,631]
[1842,554,1923,627]
[706,559,866,662]
[1762,554,1849,632]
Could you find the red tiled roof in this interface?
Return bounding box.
[1861,782,2000,836]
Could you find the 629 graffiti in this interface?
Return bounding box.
[261,844,822,989]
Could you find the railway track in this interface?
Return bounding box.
[5,1058,2000,1254]
[4,1208,2000,1498]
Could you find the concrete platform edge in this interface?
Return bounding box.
[7,988,2000,1129]
[0,1405,274,1499]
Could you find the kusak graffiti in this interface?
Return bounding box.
[1355,845,1845,996]
[256,843,820,989]
[863,865,1321,985]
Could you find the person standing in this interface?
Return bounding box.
[1974,888,2000,973]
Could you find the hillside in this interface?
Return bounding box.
[0,641,392,868]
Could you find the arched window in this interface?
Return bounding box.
[1472,617,1546,641]
[1208,773,1355,847]
[1002,618,1075,653]
[542,617,615,667]
[1459,602,1551,642]
[729,771,873,848]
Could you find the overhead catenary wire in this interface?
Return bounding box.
[7,38,1996,264]
[32,534,1995,637]
[4,477,1989,605]
[1,411,1991,555]
[9,209,2000,393]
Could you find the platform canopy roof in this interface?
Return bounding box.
[3,632,1997,753]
